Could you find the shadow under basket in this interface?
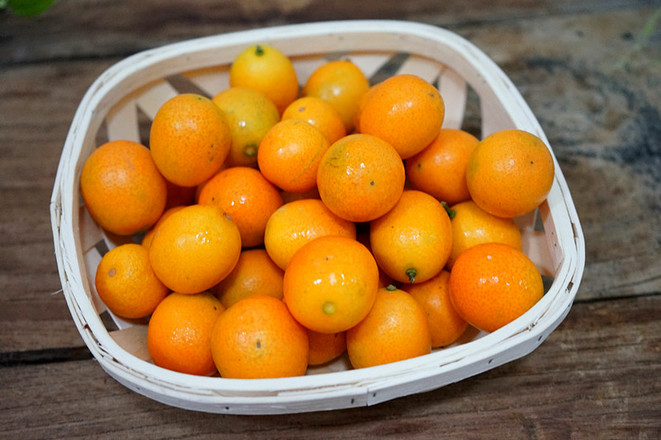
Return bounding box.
[50,20,586,415]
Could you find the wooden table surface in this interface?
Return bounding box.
[1,1,660,438]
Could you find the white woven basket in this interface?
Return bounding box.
[50,20,585,415]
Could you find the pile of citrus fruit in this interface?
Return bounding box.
[80,44,555,378]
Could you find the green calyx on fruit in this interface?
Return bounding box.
[405,268,417,284]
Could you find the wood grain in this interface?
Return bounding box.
[0,61,112,352]
[0,0,655,66]
[0,0,660,435]
[1,295,659,439]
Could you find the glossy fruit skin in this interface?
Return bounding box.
[283,236,379,334]
[347,286,432,369]
[352,82,381,133]
[210,295,309,379]
[95,243,169,319]
[197,166,283,248]
[358,73,445,159]
[212,87,280,168]
[141,206,186,249]
[302,59,370,132]
[316,133,406,223]
[405,128,479,205]
[149,93,231,187]
[282,96,347,144]
[447,200,522,268]
[264,198,356,270]
[148,204,242,294]
[370,190,453,284]
[449,242,544,333]
[257,118,330,193]
[80,139,167,236]
[307,330,347,366]
[147,292,224,376]
[212,248,284,309]
[229,44,299,114]
[466,129,555,218]
[404,270,468,348]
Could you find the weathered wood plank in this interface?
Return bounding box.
[0,0,656,65]
[1,295,659,439]
[0,61,114,352]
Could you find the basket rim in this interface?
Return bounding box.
[49,19,586,413]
